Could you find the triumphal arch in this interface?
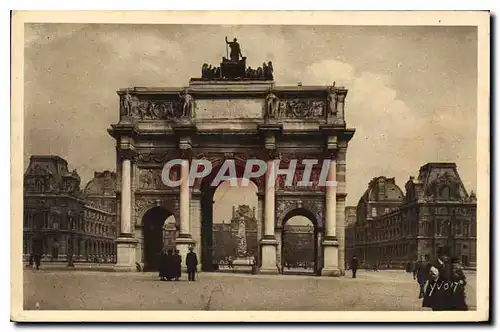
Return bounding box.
[109,46,355,276]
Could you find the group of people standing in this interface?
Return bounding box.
[158,247,198,282]
[413,249,469,311]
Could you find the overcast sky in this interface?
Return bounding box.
[24,24,477,221]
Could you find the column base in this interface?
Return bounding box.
[322,237,340,277]
[260,237,278,274]
[321,268,342,277]
[114,236,138,272]
[176,235,196,273]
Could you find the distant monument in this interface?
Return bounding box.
[198,37,274,81]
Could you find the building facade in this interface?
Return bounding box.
[109,50,355,276]
[346,163,477,268]
[23,156,117,263]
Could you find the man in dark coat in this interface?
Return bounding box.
[350,256,358,278]
[159,249,168,281]
[174,249,182,281]
[186,247,198,281]
[449,257,468,310]
[413,255,431,298]
[32,237,43,270]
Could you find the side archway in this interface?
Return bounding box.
[280,208,319,275]
[141,206,176,271]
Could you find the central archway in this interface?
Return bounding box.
[281,208,318,275]
[142,206,175,271]
[199,161,260,272]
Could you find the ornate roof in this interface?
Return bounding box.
[24,155,81,195]
[358,176,404,206]
[84,171,117,196]
[405,162,474,203]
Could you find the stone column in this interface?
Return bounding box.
[260,154,279,274]
[176,152,195,270]
[115,149,138,271]
[322,152,340,276]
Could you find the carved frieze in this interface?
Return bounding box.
[120,92,192,121]
[275,168,324,192]
[276,99,326,119]
[137,153,170,164]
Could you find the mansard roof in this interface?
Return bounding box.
[405,162,474,203]
[84,170,117,196]
[357,176,404,206]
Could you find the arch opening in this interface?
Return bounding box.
[200,164,259,272]
[141,206,176,272]
[281,208,318,276]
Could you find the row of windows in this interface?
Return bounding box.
[85,209,111,223]
[353,219,475,243]
[24,212,116,236]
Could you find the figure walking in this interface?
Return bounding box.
[414,255,431,299]
[32,237,43,270]
[350,255,358,278]
[159,248,168,281]
[186,247,198,281]
[174,249,182,281]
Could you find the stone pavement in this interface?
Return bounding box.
[23,269,476,311]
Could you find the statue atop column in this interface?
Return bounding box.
[265,90,279,120]
[121,89,133,116]
[178,88,193,117]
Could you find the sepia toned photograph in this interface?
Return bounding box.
[11,11,490,322]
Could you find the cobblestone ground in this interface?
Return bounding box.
[23,269,477,311]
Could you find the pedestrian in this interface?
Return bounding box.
[414,255,431,299]
[186,247,198,281]
[27,254,34,268]
[159,248,168,281]
[350,255,358,278]
[165,249,174,281]
[174,249,182,281]
[423,265,446,310]
[32,237,43,270]
[449,257,468,310]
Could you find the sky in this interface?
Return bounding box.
[24,24,478,222]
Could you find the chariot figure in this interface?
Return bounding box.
[225,36,243,62]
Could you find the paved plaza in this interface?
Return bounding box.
[23,269,477,311]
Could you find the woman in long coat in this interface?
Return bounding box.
[158,248,168,281]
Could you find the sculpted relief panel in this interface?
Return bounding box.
[265,93,327,120]
[120,90,194,121]
[137,168,180,190]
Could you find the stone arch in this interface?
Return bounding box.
[276,199,324,229]
[134,197,179,227]
[279,206,319,274]
[141,206,176,271]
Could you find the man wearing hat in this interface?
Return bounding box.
[186,247,198,281]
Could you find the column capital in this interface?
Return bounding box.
[118,148,137,162]
[325,149,338,160]
[266,149,280,160]
[179,148,192,160]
